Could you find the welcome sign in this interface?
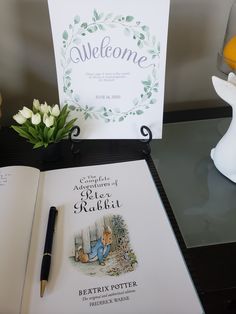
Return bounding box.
[48,0,170,139]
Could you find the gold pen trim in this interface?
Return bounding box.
[43,253,52,257]
[40,280,47,298]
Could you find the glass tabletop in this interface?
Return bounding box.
[151,117,236,248]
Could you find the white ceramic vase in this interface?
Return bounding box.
[211,72,236,183]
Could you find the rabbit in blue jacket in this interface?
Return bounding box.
[78,227,112,266]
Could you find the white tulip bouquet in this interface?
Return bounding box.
[11,99,77,148]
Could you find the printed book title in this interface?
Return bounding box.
[73,174,122,213]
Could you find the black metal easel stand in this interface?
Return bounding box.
[69,125,153,156]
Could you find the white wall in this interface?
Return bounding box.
[165,0,233,110]
[0,0,233,125]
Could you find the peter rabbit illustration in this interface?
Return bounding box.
[78,226,112,266]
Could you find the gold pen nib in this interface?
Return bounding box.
[40,280,47,297]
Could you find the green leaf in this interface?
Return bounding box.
[57,114,67,129]
[119,117,124,122]
[55,128,64,141]
[36,126,44,141]
[69,105,76,110]
[74,94,80,102]
[98,24,105,31]
[81,22,88,29]
[94,9,99,20]
[28,126,38,139]
[150,99,157,104]
[87,25,98,33]
[65,69,72,75]
[139,33,145,40]
[28,139,38,145]
[142,25,149,32]
[62,30,68,40]
[63,118,77,133]
[20,125,29,132]
[60,120,77,138]
[11,125,31,140]
[126,16,134,22]
[33,142,44,149]
[85,113,91,120]
[59,104,69,118]
[24,120,31,128]
[47,127,55,141]
[137,40,143,48]
[74,15,80,24]
[43,126,49,141]
[136,110,143,115]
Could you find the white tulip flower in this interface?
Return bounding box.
[48,106,52,115]
[40,102,50,114]
[51,104,60,117]
[43,113,54,127]
[31,113,41,125]
[43,113,48,124]
[12,102,75,149]
[13,112,27,124]
[33,99,40,111]
[19,106,33,119]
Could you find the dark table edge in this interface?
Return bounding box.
[163,106,231,123]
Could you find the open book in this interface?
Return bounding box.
[0,160,204,313]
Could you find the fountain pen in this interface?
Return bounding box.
[40,206,58,297]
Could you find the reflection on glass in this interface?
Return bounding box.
[218,1,236,75]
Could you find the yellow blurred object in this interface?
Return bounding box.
[223,35,236,69]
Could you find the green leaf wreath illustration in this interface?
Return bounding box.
[60,10,161,123]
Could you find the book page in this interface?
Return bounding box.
[0,166,40,314]
[48,0,169,139]
[21,160,203,313]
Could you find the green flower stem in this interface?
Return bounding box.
[65,25,75,51]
